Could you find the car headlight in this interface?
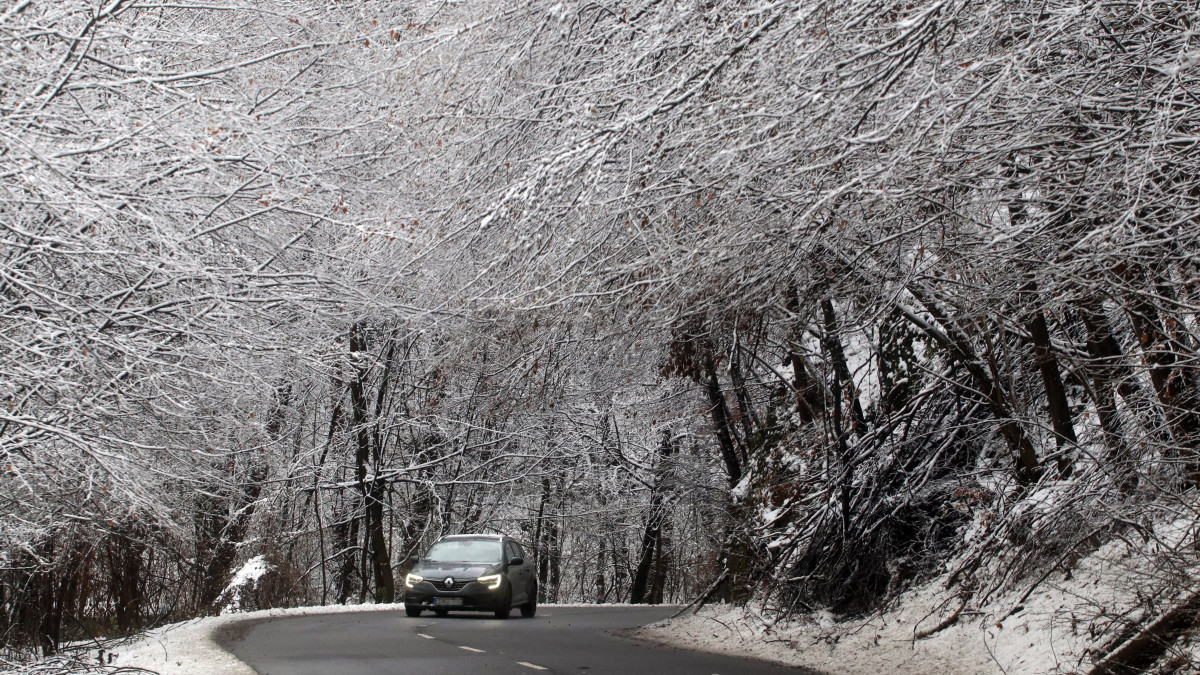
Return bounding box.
[405,573,423,589]
[476,574,502,590]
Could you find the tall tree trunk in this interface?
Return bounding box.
[21,537,59,655]
[1022,282,1076,477]
[821,299,867,436]
[786,288,825,423]
[539,512,562,603]
[1006,164,1078,477]
[195,380,281,611]
[612,542,628,601]
[311,381,344,605]
[196,459,268,610]
[649,510,672,604]
[704,354,744,485]
[1077,299,1136,487]
[333,484,361,605]
[821,299,864,529]
[728,326,760,446]
[348,321,394,603]
[107,526,146,632]
[593,540,607,604]
[631,432,673,604]
[535,481,550,601]
[55,541,85,647]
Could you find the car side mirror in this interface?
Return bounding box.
[407,555,419,564]
[508,557,524,567]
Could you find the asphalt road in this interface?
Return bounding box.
[217,605,820,675]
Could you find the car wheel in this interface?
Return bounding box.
[520,591,537,618]
[405,606,422,617]
[494,586,511,619]
[434,608,449,617]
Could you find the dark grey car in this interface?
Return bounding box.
[403,535,537,619]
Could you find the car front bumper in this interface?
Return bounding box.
[404,581,505,611]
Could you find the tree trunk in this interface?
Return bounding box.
[195,380,280,611]
[1077,299,1136,487]
[1089,588,1200,675]
[897,287,1042,484]
[786,288,825,423]
[728,330,760,446]
[348,321,394,603]
[593,541,607,603]
[613,543,628,601]
[536,478,551,601]
[545,517,562,603]
[1006,166,1078,477]
[1023,283,1076,477]
[649,514,672,604]
[20,537,59,656]
[821,299,865,529]
[821,299,867,437]
[704,354,744,485]
[107,526,146,632]
[631,431,673,604]
[333,469,361,604]
[196,458,267,610]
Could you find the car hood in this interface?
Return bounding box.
[414,561,500,579]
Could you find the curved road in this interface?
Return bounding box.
[218,605,820,675]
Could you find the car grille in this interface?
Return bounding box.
[436,578,471,591]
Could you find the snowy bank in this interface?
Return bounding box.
[633,531,1196,675]
[107,602,406,675]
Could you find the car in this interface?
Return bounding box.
[403,534,537,619]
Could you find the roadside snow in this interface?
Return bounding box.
[633,533,1186,675]
[109,602,407,675]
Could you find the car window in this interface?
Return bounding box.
[424,539,503,563]
[511,542,525,559]
[504,542,518,560]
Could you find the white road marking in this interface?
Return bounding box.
[417,633,435,639]
[516,662,548,670]
[459,646,485,653]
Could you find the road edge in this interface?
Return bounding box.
[614,625,832,675]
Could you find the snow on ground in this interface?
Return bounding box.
[107,602,407,675]
[633,533,1188,675]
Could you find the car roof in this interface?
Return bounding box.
[436,534,528,548]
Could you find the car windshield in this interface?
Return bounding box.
[424,539,502,563]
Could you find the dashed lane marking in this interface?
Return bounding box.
[459,646,485,653]
[516,662,548,670]
[417,634,434,639]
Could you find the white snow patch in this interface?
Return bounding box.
[218,555,271,615]
[633,533,1195,674]
[109,602,407,675]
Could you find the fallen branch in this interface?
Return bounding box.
[671,569,729,619]
[913,593,970,640]
[1088,588,1200,675]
